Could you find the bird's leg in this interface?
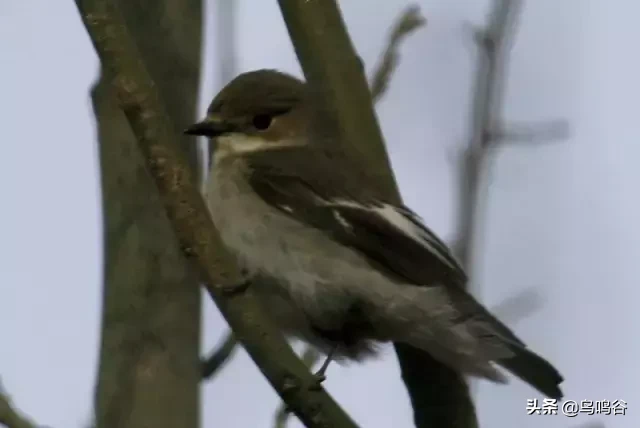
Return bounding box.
[310,346,336,389]
[283,346,337,413]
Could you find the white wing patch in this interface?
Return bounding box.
[333,209,352,229]
[325,199,459,271]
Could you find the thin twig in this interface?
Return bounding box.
[75,1,357,426]
[454,0,524,269]
[490,119,569,145]
[369,5,426,103]
[455,0,570,269]
[201,332,238,380]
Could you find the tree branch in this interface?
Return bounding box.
[455,0,570,270]
[277,0,400,198]
[490,119,569,145]
[0,383,36,428]
[75,1,357,426]
[277,1,476,427]
[454,0,524,269]
[273,347,322,428]
[201,332,238,380]
[369,6,426,103]
[273,7,426,426]
[89,1,203,427]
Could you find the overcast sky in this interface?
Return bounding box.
[1,1,638,427]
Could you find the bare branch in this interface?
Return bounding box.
[469,0,523,150]
[454,0,524,269]
[89,1,203,426]
[0,382,36,428]
[277,0,477,426]
[490,119,569,145]
[75,1,357,426]
[201,332,238,380]
[369,5,426,103]
[456,0,569,274]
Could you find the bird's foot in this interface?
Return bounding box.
[309,369,327,391]
[308,348,334,390]
[283,371,327,414]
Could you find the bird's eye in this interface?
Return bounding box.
[252,114,273,130]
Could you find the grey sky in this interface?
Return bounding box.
[1,0,637,427]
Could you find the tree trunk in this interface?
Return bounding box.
[90,1,203,427]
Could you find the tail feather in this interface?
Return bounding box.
[498,345,564,399]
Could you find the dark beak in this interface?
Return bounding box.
[183,117,233,137]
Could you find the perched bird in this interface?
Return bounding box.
[185,69,564,398]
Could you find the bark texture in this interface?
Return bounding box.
[77,1,358,426]
[89,1,203,427]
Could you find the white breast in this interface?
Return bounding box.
[206,157,329,295]
[204,156,391,330]
[204,155,471,361]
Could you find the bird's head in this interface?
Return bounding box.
[185,69,312,158]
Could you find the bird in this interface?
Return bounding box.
[184,69,564,399]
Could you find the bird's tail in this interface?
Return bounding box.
[497,344,564,399]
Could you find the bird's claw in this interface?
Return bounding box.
[283,373,327,413]
[309,371,327,390]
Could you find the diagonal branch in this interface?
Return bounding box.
[273,347,322,428]
[277,1,476,427]
[273,8,426,426]
[90,1,203,427]
[75,1,358,426]
[0,383,36,428]
[369,6,426,103]
[201,332,238,380]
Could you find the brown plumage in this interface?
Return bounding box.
[185,69,564,398]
